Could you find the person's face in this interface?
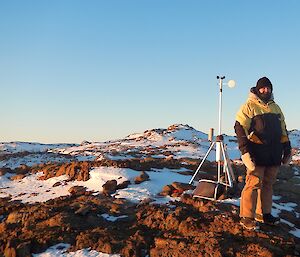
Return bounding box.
[257,86,272,102]
[258,86,272,94]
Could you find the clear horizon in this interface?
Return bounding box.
[1,1,300,143]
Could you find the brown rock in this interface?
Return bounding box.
[134,171,149,184]
[102,180,117,195]
[160,184,175,196]
[10,174,26,181]
[171,182,195,191]
[116,180,131,190]
[0,167,11,176]
[52,182,62,187]
[39,161,91,181]
[68,186,87,195]
[56,163,68,177]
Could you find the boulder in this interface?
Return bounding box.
[134,171,149,184]
[102,180,118,195]
[68,186,87,195]
[160,184,175,196]
[116,180,131,190]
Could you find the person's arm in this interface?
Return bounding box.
[234,121,255,171]
[235,104,255,171]
[234,121,249,154]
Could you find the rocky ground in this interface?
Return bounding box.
[0,191,299,257]
[0,156,300,257]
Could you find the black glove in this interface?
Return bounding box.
[282,141,292,166]
[282,153,292,165]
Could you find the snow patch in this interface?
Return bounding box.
[0,167,190,204]
[100,214,128,222]
[290,228,300,238]
[32,243,120,257]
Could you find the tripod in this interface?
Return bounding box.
[189,76,236,200]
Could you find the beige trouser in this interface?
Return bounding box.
[240,166,279,218]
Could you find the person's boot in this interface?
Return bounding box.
[254,214,264,223]
[255,213,280,225]
[240,217,259,230]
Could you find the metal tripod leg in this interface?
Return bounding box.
[189,141,215,184]
[219,141,235,187]
[221,142,235,185]
[189,139,235,188]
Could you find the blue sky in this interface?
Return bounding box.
[1,1,300,143]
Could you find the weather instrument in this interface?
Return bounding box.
[189,76,236,200]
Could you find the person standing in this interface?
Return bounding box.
[234,77,292,230]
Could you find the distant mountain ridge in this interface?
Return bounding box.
[0,141,77,155]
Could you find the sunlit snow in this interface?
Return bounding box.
[0,167,190,204]
[32,243,120,257]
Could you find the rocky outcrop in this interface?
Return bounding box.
[36,161,91,181]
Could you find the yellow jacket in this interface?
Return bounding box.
[234,88,290,166]
[236,90,289,144]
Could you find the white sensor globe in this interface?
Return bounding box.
[227,80,236,88]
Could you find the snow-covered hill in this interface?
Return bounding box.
[1,125,300,169]
[0,142,78,169]
[0,141,76,155]
[49,124,240,162]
